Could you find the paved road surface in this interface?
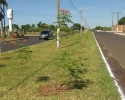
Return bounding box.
[95,32,125,69]
[94,32,125,97]
[0,36,46,53]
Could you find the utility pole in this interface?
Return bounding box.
[80,10,82,33]
[116,12,122,25]
[56,0,60,48]
[111,11,115,31]
[0,4,3,38]
[114,11,122,31]
[110,11,122,31]
[116,11,122,31]
[84,18,87,32]
[56,0,60,27]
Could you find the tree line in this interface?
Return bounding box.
[95,16,125,31]
[4,22,85,33]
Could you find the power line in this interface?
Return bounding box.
[80,10,82,33]
[9,10,56,17]
[111,11,122,25]
[69,0,83,32]
[110,11,115,30]
[69,0,80,15]
[116,12,122,25]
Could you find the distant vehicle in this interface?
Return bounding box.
[95,30,101,32]
[39,30,53,40]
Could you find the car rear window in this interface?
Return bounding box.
[41,31,50,34]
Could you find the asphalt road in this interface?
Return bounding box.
[94,32,125,69]
[0,34,60,53]
[0,36,47,53]
[94,31,125,96]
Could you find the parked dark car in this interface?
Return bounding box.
[39,30,53,40]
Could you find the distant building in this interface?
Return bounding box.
[112,25,125,32]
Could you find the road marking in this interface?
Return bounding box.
[114,33,125,36]
[93,32,125,100]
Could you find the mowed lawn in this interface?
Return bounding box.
[0,31,121,100]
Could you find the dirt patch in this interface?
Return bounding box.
[39,79,91,96]
[0,57,10,60]
[39,84,70,96]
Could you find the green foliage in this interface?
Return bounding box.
[95,26,103,30]
[60,13,73,26]
[21,24,30,30]
[28,28,34,32]
[55,50,85,84]
[103,27,111,31]
[37,21,42,28]
[49,24,56,30]
[82,26,85,30]
[15,22,57,33]
[16,47,32,64]
[118,16,125,25]
[72,23,81,30]
[13,24,19,29]
[31,24,36,28]
[95,26,111,31]
[0,32,121,99]
[0,0,8,8]
[11,40,33,65]
[32,28,42,32]
[9,31,13,36]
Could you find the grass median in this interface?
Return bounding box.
[0,31,121,100]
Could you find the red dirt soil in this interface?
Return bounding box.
[39,84,70,96]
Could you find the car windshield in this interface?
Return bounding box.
[40,31,50,34]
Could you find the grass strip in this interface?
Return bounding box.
[0,31,121,100]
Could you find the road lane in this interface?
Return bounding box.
[0,34,57,53]
[95,32,125,69]
[1,36,45,53]
[94,32,125,96]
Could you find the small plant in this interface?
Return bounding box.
[16,46,32,64]
[55,50,86,88]
[9,32,13,37]
[10,39,33,64]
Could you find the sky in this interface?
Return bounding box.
[4,0,125,28]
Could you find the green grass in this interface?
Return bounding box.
[0,31,121,100]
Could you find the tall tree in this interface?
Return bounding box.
[13,24,19,29]
[31,24,36,28]
[49,24,56,30]
[60,9,73,26]
[0,0,8,8]
[21,24,30,31]
[37,21,42,28]
[95,26,103,30]
[72,23,81,30]
[0,0,8,38]
[118,17,125,25]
